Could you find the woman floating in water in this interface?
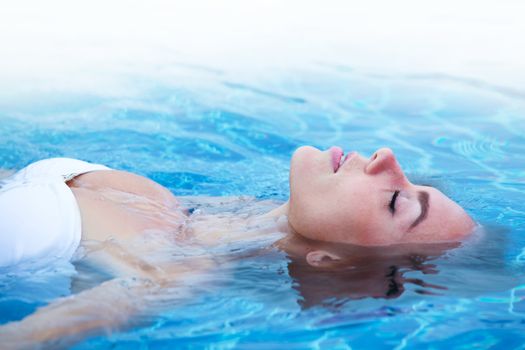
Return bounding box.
[0,146,475,347]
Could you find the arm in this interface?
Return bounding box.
[0,241,217,349]
[0,277,160,349]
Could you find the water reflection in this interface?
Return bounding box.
[283,237,458,308]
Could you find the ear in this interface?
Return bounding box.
[306,250,342,268]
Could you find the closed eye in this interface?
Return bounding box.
[389,190,400,214]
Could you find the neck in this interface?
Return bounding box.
[185,200,292,246]
[260,201,290,219]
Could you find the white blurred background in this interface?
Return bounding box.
[1,0,524,106]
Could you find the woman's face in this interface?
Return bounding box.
[288,146,475,246]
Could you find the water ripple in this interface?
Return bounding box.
[451,138,508,161]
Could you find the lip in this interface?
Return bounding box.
[343,151,356,163]
[329,146,344,172]
[338,150,358,172]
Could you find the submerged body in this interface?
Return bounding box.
[0,147,476,347]
[0,159,274,347]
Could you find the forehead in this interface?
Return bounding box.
[406,186,470,243]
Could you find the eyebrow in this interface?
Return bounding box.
[409,191,429,229]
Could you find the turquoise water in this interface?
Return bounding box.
[1,64,525,348]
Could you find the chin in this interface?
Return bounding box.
[291,146,324,176]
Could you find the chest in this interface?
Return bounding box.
[67,170,187,242]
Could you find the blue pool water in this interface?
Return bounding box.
[1,63,525,348]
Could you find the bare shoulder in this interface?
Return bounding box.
[68,169,179,207]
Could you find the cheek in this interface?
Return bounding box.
[289,191,363,243]
[289,187,328,226]
[288,168,386,244]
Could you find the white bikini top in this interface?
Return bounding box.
[0,158,110,267]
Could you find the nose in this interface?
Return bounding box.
[365,148,406,181]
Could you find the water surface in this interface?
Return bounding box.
[1,59,525,349]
